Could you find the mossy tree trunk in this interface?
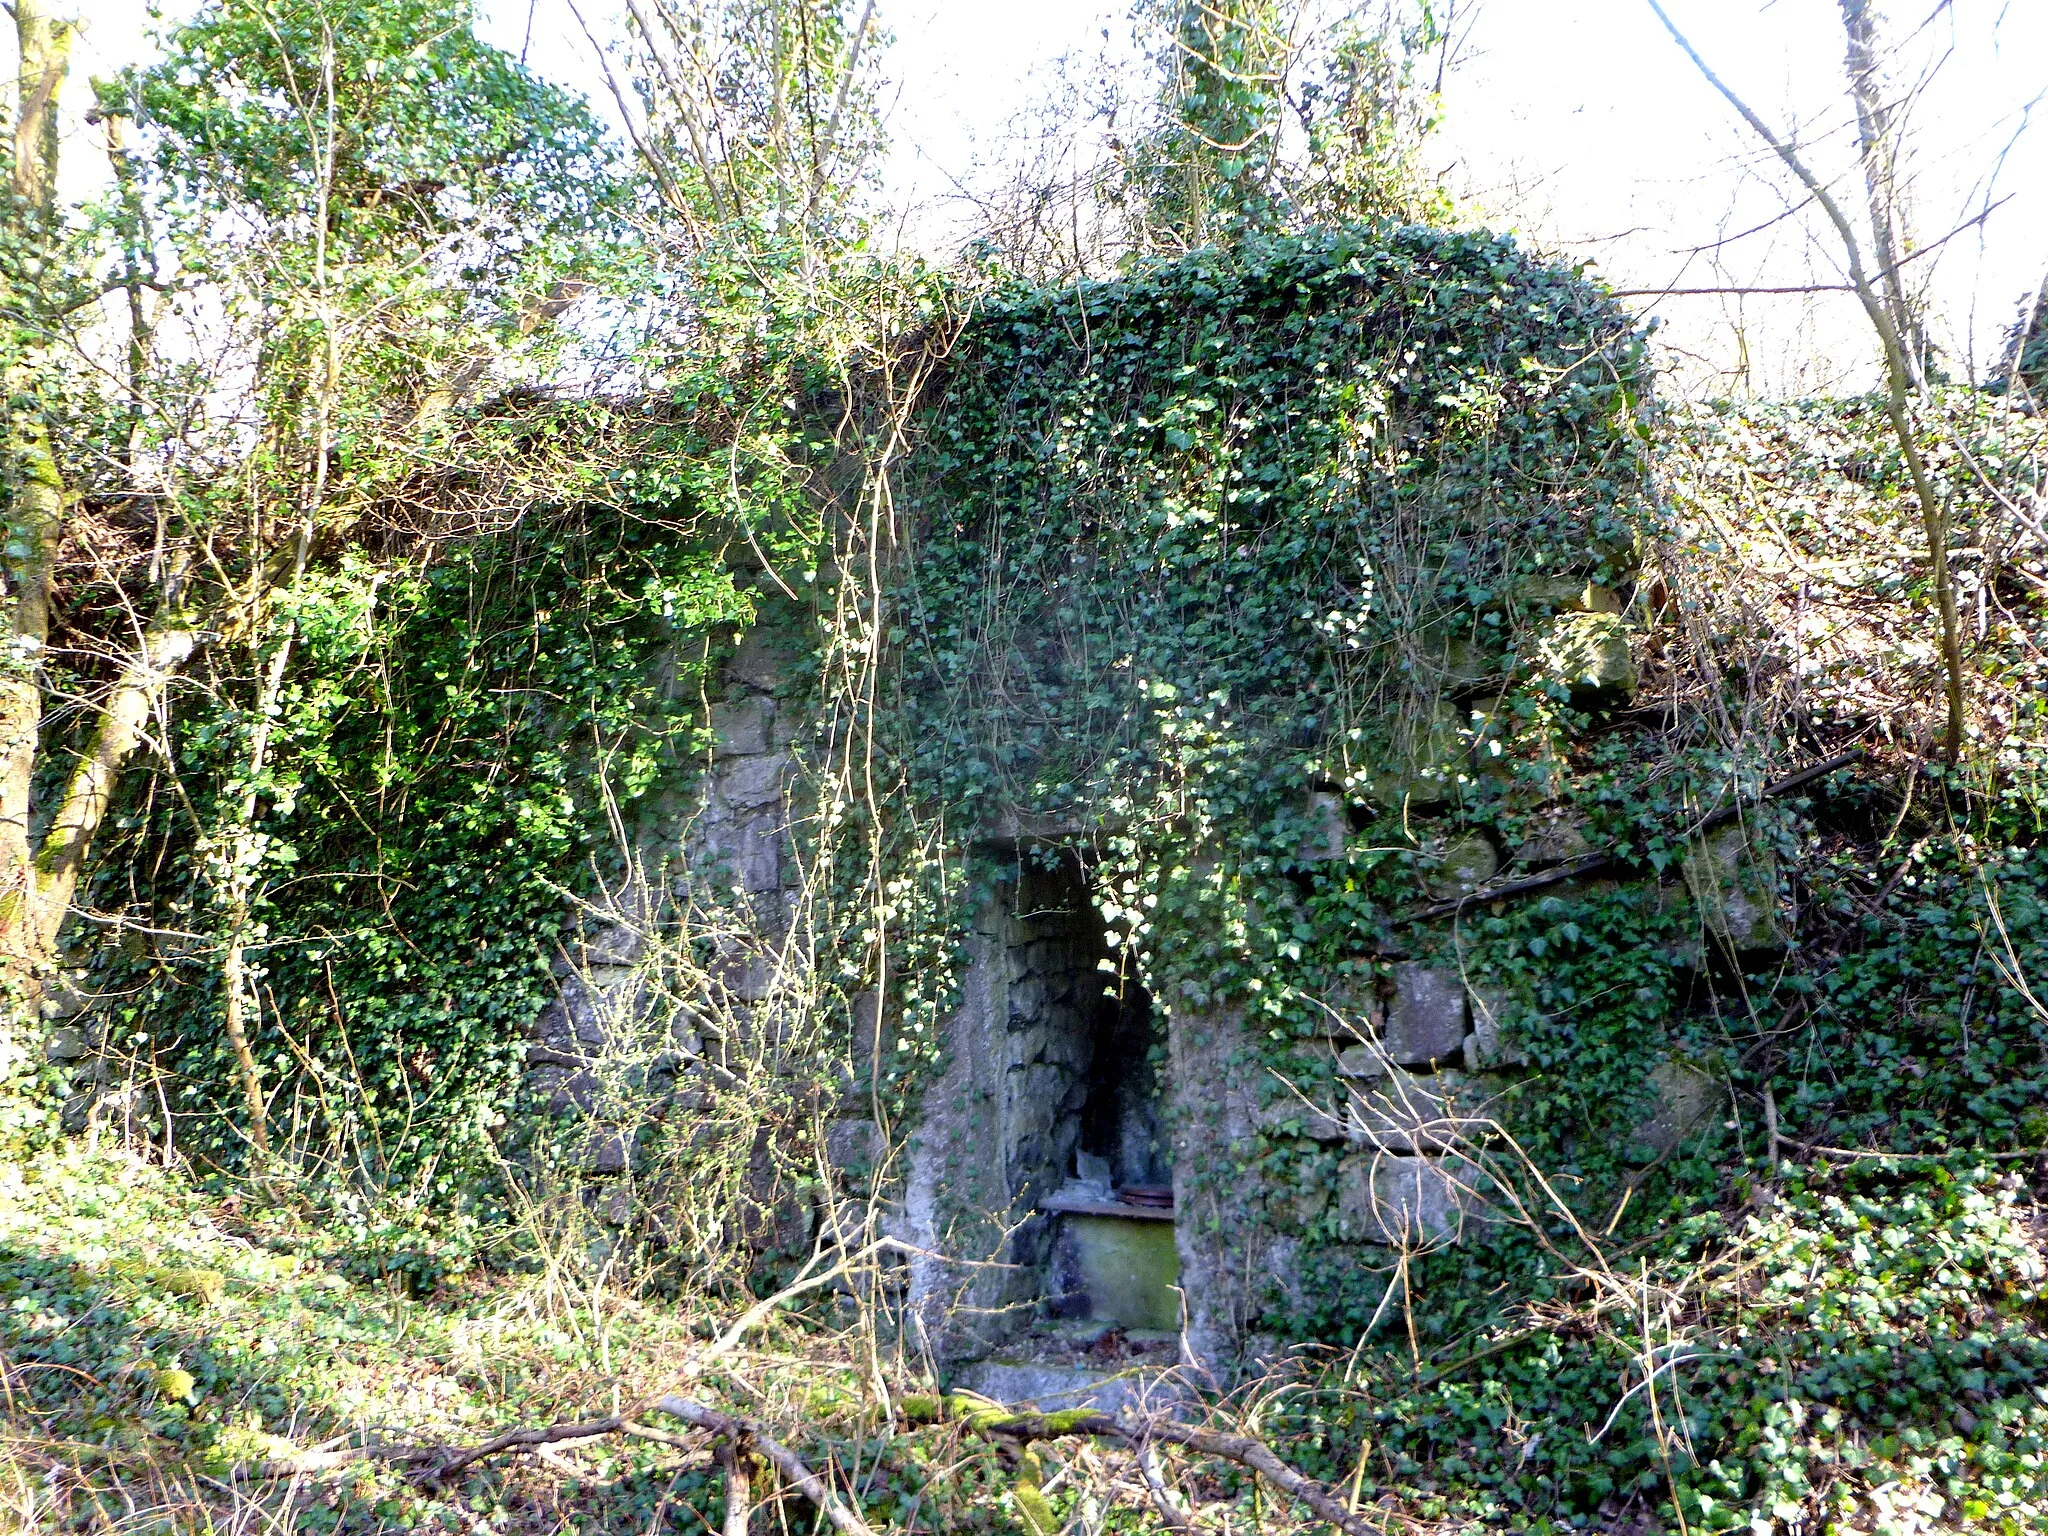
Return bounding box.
[0,0,75,1004]
[0,6,205,1014]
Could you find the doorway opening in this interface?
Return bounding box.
[991,845,1176,1332]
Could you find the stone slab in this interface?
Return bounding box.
[948,1361,1176,1418]
[1387,963,1469,1067]
[711,697,772,757]
[1048,1213,1183,1332]
[1337,1153,1484,1246]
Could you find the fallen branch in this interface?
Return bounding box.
[228,1383,1369,1534]
[896,1394,1380,1536]
[651,1396,875,1536]
[1135,1436,1196,1532]
[1407,749,1862,923]
[231,1397,876,1536]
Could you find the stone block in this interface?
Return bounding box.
[715,949,777,1003]
[1387,964,1469,1067]
[1297,792,1348,861]
[818,1197,871,1248]
[711,697,772,757]
[40,976,91,1021]
[731,817,783,891]
[1047,1212,1182,1332]
[1006,972,1049,1027]
[825,1117,881,1175]
[850,989,882,1066]
[1515,573,1590,610]
[1434,634,1500,690]
[1312,983,1383,1040]
[578,922,646,967]
[1337,1153,1482,1246]
[584,1129,635,1174]
[1363,701,1469,812]
[1424,834,1499,901]
[719,752,789,809]
[547,1069,600,1115]
[727,629,794,690]
[1258,1089,1350,1144]
[1334,1043,1390,1079]
[1536,612,1636,702]
[948,1361,1167,1417]
[43,1025,89,1062]
[1515,574,1622,614]
[1681,825,1784,952]
[1630,1059,1721,1162]
[1510,810,1592,867]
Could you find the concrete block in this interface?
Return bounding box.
[1387,963,1469,1067]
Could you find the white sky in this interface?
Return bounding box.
[67,0,2048,396]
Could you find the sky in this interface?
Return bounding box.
[67,0,2048,396]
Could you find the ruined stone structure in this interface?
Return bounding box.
[519,228,1776,1391]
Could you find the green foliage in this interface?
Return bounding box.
[900,221,1651,1020]
[89,481,750,1187]
[141,0,617,286]
[1126,0,1455,242]
[1276,1163,2048,1531]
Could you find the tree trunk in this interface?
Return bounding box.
[0,0,73,1003]
[31,616,200,956]
[1838,0,1924,381]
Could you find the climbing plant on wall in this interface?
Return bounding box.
[897,220,1653,1032]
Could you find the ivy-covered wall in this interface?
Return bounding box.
[884,225,1678,1359]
